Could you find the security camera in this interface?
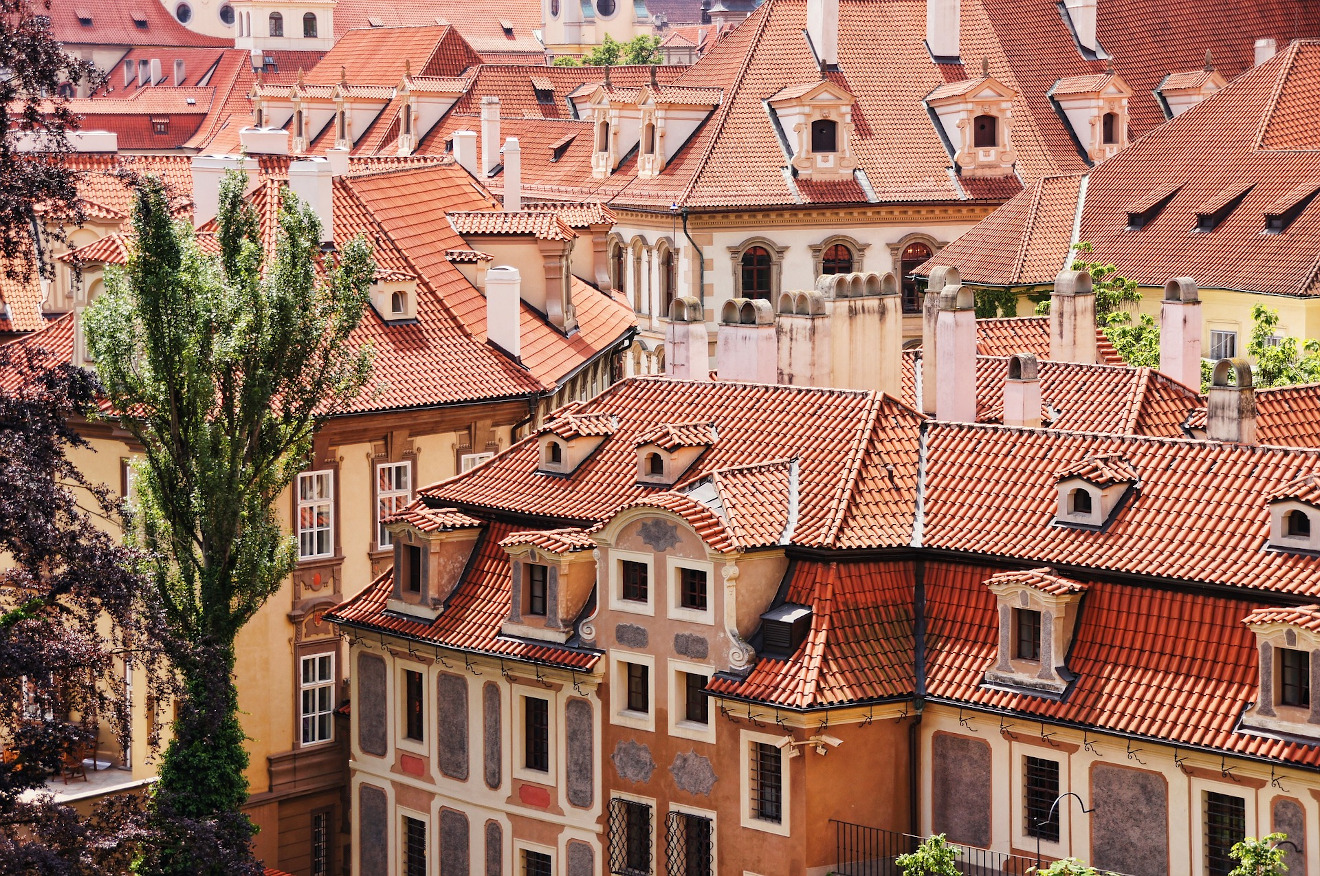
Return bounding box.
[813,734,843,748]
[774,736,795,750]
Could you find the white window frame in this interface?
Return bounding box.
[610,549,655,617]
[297,470,335,560]
[398,808,430,876]
[739,728,791,836]
[300,652,336,746]
[460,451,495,473]
[515,839,557,876]
[376,461,411,549]
[667,559,715,625]
[667,802,717,876]
[513,686,557,784]
[667,659,715,744]
[396,662,428,755]
[610,651,656,732]
[1209,329,1238,361]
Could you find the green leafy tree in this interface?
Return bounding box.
[895,834,962,876]
[974,286,1019,318]
[553,55,582,66]
[1102,312,1160,369]
[622,34,664,64]
[1229,832,1289,876]
[1036,858,1107,876]
[1246,305,1320,388]
[1034,242,1142,322]
[582,34,624,66]
[84,172,375,873]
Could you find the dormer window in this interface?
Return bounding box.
[810,119,837,153]
[646,452,664,477]
[635,422,715,485]
[1014,608,1041,661]
[1242,605,1320,739]
[1069,488,1092,515]
[547,442,564,464]
[767,79,857,179]
[1268,474,1320,552]
[390,291,405,315]
[500,528,596,643]
[526,563,548,616]
[384,507,483,622]
[925,75,1018,178]
[1049,72,1132,162]
[1289,510,1312,538]
[984,568,1087,696]
[369,274,418,322]
[973,114,997,147]
[1054,454,1138,528]
[1281,647,1310,707]
[537,410,617,475]
[403,544,422,593]
[1101,112,1117,144]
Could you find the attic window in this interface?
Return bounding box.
[390,291,406,314]
[151,117,170,134]
[973,114,998,148]
[547,442,563,464]
[1101,112,1117,145]
[550,134,575,163]
[1126,185,1181,231]
[76,8,92,25]
[535,87,555,105]
[1068,488,1091,515]
[1054,454,1138,528]
[645,452,664,476]
[760,604,811,657]
[983,568,1087,696]
[1195,183,1253,233]
[131,10,148,27]
[367,15,384,26]
[810,119,837,153]
[1242,605,1320,739]
[1289,510,1312,537]
[500,19,515,36]
[1265,184,1320,234]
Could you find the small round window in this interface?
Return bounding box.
[550,0,560,17]
[175,2,192,23]
[597,0,616,16]
[219,3,234,24]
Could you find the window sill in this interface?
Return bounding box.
[612,708,655,733]
[741,814,790,837]
[671,718,715,744]
[667,605,715,626]
[610,598,656,618]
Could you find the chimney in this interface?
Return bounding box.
[935,284,977,422]
[716,298,776,383]
[1002,353,1042,428]
[486,266,522,359]
[481,97,501,177]
[287,158,335,244]
[1064,0,1098,54]
[1255,38,1277,66]
[124,59,136,87]
[775,291,830,386]
[1206,358,1256,443]
[190,154,253,226]
[239,126,289,155]
[926,0,959,59]
[452,130,478,177]
[173,59,185,86]
[818,271,903,396]
[325,146,350,178]
[502,137,521,212]
[138,59,150,86]
[1159,277,1202,389]
[806,0,838,68]
[922,265,959,415]
[1049,270,1097,364]
[150,58,163,85]
[665,297,710,381]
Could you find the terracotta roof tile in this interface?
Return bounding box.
[303,25,482,86]
[635,420,716,449]
[1271,472,1320,504]
[542,411,618,438]
[983,566,1088,596]
[447,210,576,241]
[386,506,483,532]
[1243,604,1320,632]
[332,0,544,56]
[1056,453,1140,486]
[0,315,75,393]
[48,0,227,46]
[499,527,595,553]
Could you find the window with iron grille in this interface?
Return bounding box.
[665,811,713,876]
[404,670,424,741]
[684,673,708,725]
[622,560,648,602]
[527,564,548,617]
[1205,792,1245,876]
[524,849,553,876]
[310,810,330,875]
[679,568,707,611]
[626,662,649,713]
[1015,608,1041,661]
[1023,756,1059,842]
[1210,330,1237,361]
[525,696,549,772]
[609,798,652,876]
[1280,647,1311,707]
[749,742,782,823]
[402,816,427,876]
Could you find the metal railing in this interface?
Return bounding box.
[831,820,1036,876]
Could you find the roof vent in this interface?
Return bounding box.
[1264,183,1320,235]
[760,603,812,656]
[1125,183,1181,231]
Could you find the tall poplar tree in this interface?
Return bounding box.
[84,172,374,873]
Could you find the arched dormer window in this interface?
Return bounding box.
[268,11,283,36]
[810,118,837,153]
[821,243,852,274]
[741,246,772,299]
[547,442,563,464]
[336,111,347,142]
[390,291,406,314]
[303,12,317,37]
[1102,112,1117,145]
[595,120,610,154]
[973,114,998,148]
[294,109,304,139]
[1289,509,1313,537]
[402,105,412,136]
[642,121,655,156]
[646,452,664,476]
[1069,488,1092,515]
[610,240,626,294]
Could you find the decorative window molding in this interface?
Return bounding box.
[810,234,869,278]
[925,75,1019,178]
[299,651,336,746]
[667,559,715,625]
[1048,72,1133,163]
[667,659,715,744]
[513,688,555,783]
[983,568,1088,696]
[1241,605,1320,740]
[767,79,858,179]
[610,650,656,733]
[609,549,655,617]
[1053,454,1138,529]
[728,238,786,301]
[297,470,335,560]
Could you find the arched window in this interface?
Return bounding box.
[402,105,412,136]
[390,291,405,314]
[646,452,664,476]
[595,120,610,154]
[821,243,852,274]
[293,109,304,139]
[973,113,997,148]
[336,111,346,142]
[642,122,655,156]
[1070,489,1092,515]
[1288,510,1312,537]
[268,11,283,36]
[546,442,563,464]
[659,246,676,312]
[899,241,933,314]
[254,106,263,127]
[610,241,626,293]
[810,118,837,153]
[740,246,773,299]
[303,12,317,37]
[1101,111,1118,145]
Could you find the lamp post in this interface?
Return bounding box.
[1036,792,1094,870]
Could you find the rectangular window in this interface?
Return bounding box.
[524,696,549,772]
[749,742,782,823]
[405,545,422,594]
[524,850,553,876]
[461,451,494,473]
[626,662,649,714]
[376,461,410,548]
[403,816,427,876]
[1280,647,1311,707]
[1210,330,1237,361]
[622,560,648,602]
[404,669,424,742]
[297,471,334,559]
[1015,608,1041,661]
[665,811,713,876]
[684,672,708,725]
[1023,756,1060,842]
[609,798,652,876]
[311,810,330,875]
[300,653,335,745]
[527,564,548,617]
[679,567,707,611]
[1206,792,1246,876]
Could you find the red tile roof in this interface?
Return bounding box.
[983,567,1088,596]
[331,0,544,58]
[50,0,227,47]
[303,25,483,86]
[542,411,618,438]
[0,315,75,393]
[385,506,483,532]
[447,211,576,241]
[1243,604,1320,632]
[970,317,1124,365]
[1055,453,1140,487]
[635,420,716,449]
[499,527,595,553]
[1271,472,1320,505]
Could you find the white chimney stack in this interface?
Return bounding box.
[150,58,163,85]
[935,284,977,422]
[325,146,350,178]
[287,158,335,245]
[717,298,777,383]
[1065,0,1098,54]
[481,97,501,177]
[138,59,150,86]
[453,130,478,177]
[124,60,136,87]
[665,297,710,381]
[173,59,186,86]
[922,265,959,415]
[1159,277,1202,389]
[1002,353,1042,428]
[502,137,521,213]
[1049,270,1097,364]
[486,266,522,359]
[926,0,959,59]
[190,154,253,226]
[239,126,289,155]
[807,0,839,68]
[1255,38,1277,66]
[1206,359,1257,444]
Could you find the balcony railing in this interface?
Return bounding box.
[831,820,1037,876]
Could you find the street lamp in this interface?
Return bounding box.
[1036,792,1094,870]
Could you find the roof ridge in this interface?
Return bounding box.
[929,418,1320,455]
[1009,176,1048,284]
[796,561,836,704]
[1122,366,1151,434]
[1253,40,1303,152]
[823,391,886,546]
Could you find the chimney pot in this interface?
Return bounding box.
[452,130,478,177]
[1003,352,1042,428]
[1049,269,1097,364]
[480,97,501,176]
[1206,358,1257,443]
[935,284,977,422]
[1159,277,1202,389]
[717,297,777,383]
[502,137,521,212]
[486,266,522,358]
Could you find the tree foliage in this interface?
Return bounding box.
[1246,305,1320,389]
[1034,243,1142,321]
[1229,832,1289,876]
[578,34,665,66]
[84,172,375,873]
[1035,858,1114,876]
[895,834,962,876]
